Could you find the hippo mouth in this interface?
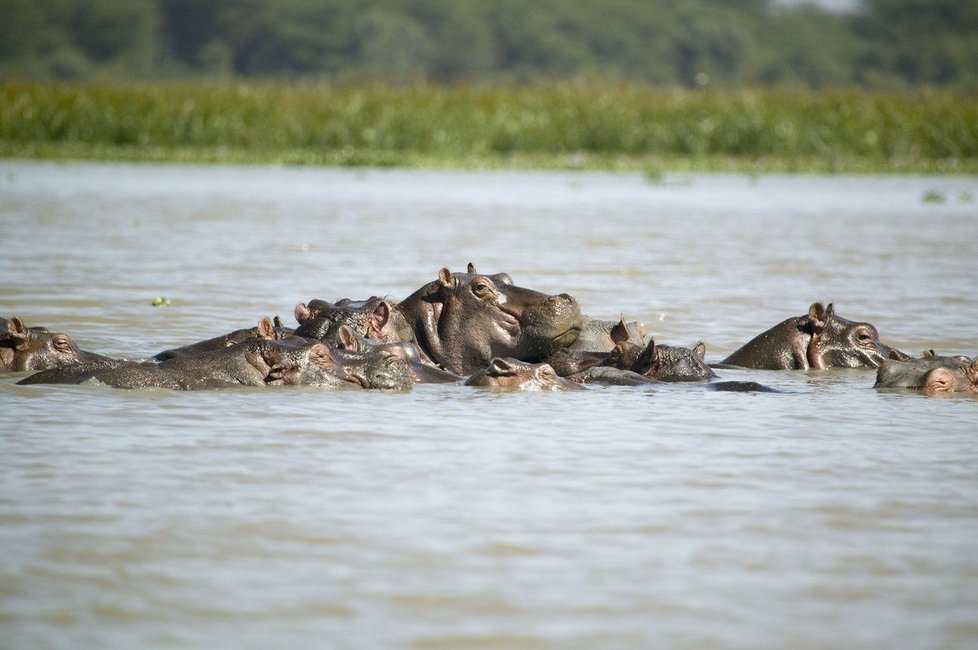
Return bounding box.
[550,325,582,347]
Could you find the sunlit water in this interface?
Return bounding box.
[2,161,977,649]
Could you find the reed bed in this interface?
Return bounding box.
[2,81,975,173]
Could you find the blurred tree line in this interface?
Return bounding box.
[2,0,976,91]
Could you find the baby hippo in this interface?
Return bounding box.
[465,357,585,391]
[874,352,978,395]
[1,316,113,373]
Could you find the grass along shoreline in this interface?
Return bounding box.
[2,81,976,174]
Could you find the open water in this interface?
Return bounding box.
[2,161,977,649]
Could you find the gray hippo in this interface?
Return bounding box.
[390,264,583,375]
[606,338,717,382]
[465,357,585,391]
[294,296,402,347]
[332,325,462,384]
[154,316,293,361]
[19,339,369,390]
[1,316,113,373]
[547,318,716,382]
[720,302,908,370]
[874,352,978,394]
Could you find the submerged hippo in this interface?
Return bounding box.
[154,316,292,361]
[874,352,978,394]
[1,316,113,373]
[605,338,717,382]
[333,325,462,384]
[721,302,908,370]
[465,357,585,391]
[391,264,583,375]
[294,296,401,347]
[20,339,364,390]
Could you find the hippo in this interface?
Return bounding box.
[332,325,462,384]
[330,345,416,391]
[1,316,113,373]
[20,339,364,390]
[720,302,909,370]
[874,352,978,394]
[390,264,583,375]
[294,296,402,347]
[154,316,292,361]
[605,338,717,382]
[465,357,585,391]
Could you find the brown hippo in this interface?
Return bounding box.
[154,316,293,361]
[20,339,366,390]
[1,316,113,373]
[465,357,585,391]
[874,352,978,394]
[720,302,908,370]
[390,264,583,376]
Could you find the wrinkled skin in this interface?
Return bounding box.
[874,352,978,394]
[154,316,292,361]
[392,264,583,375]
[1,316,113,373]
[333,325,461,384]
[465,357,585,391]
[721,302,908,370]
[294,297,402,347]
[20,339,361,390]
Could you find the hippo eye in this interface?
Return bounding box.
[472,281,493,298]
[53,335,72,352]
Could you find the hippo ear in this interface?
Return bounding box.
[294,302,314,325]
[693,341,707,360]
[888,348,911,361]
[257,316,275,339]
[824,303,835,318]
[489,357,515,374]
[921,349,935,358]
[467,263,477,274]
[336,325,357,350]
[610,317,631,344]
[8,316,28,340]
[807,302,828,329]
[273,315,284,329]
[438,267,456,289]
[369,301,390,334]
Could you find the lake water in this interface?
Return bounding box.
[2,161,977,649]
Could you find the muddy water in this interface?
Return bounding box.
[2,161,977,649]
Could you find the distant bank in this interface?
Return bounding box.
[2,81,975,174]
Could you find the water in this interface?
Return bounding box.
[2,161,977,649]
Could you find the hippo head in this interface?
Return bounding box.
[393,264,583,375]
[807,303,909,369]
[294,296,398,347]
[464,357,585,391]
[875,353,978,394]
[264,341,363,389]
[631,339,717,382]
[332,346,415,391]
[1,316,111,372]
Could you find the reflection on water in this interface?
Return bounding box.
[2,161,977,649]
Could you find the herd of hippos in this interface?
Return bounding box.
[4,264,977,395]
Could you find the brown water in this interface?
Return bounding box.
[2,161,977,649]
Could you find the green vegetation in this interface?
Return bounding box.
[2,1,977,93]
[2,81,976,173]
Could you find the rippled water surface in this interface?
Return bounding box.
[2,161,977,649]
